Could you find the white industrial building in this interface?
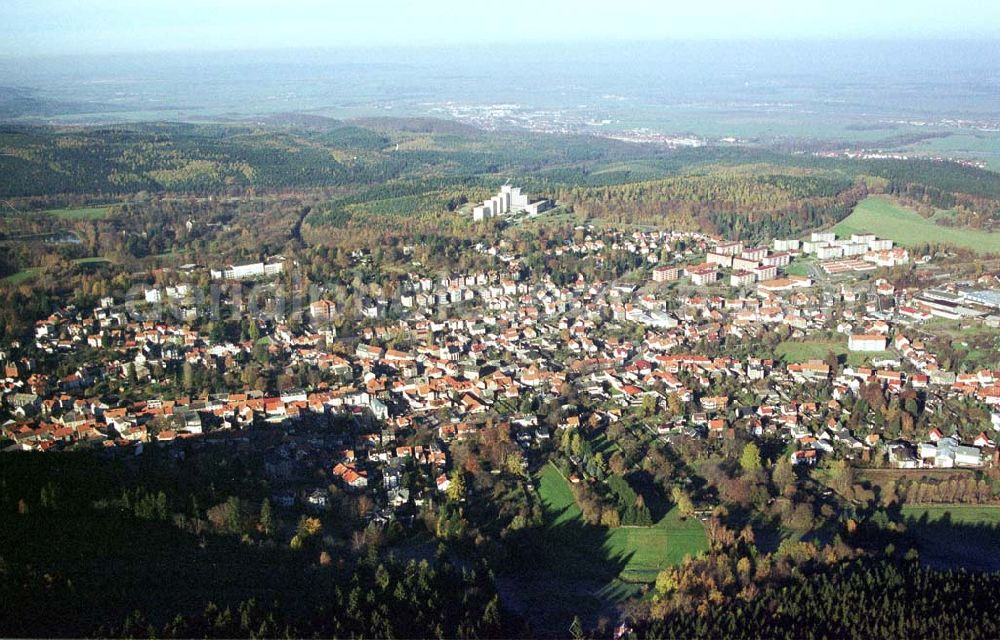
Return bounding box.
[472,185,551,221]
[211,258,285,281]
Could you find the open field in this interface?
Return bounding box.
[784,259,814,277]
[921,318,1000,369]
[901,504,1000,571]
[2,257,113,286]
[613,509,709,581]
[902,132,1000,170]
[902,504,1000,526]
[924,317,997,339]
[816,470,1000,570]
[776,339,845,363]
[1,268,40,285]
[537,464,707,583]
[504,464,706,631]
[43,206,112,220]
[776,337,893,367]
[833,196,1000,254]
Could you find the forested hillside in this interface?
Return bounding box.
[559,170,869,243]
[0,452,521,638]
[637,559,1000,640]
[0,119,658,198]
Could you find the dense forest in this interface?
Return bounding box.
[637,559,1000,640]
[4,119,999,223]
[8,441,1000,639]
[559,171,870,243]
[0,451,522,638]
[0,119,660,199]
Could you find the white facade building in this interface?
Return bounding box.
[211,259,285,281]
[472,185,549,220]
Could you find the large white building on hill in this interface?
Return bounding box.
[210,258,285,281]
[472,185,551,221]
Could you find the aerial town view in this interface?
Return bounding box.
[2,1,1000,639]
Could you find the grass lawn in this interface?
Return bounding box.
[611,509,709,581]
[537,463,706,583]
[1,268,40,285]
[924,318,996,340]
[901,504,1000,526]
[900,504,1000,570]
[509,464,706,632]
[920,319,1000,369]
[44,206,112,220]
[846,350,895,367]
[3,258,111,286]
[589,432,620,457]
[833,196,1000,255]
[777,338,894,367]
[540,464,588,526]
[507,205,578,229]
[776,339,845,363]
[784,259,814,277]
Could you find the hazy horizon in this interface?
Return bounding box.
[2,7,998,158]
[4,0,1000,57]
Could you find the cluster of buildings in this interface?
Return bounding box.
[912,288,1000,323]
[3,222,1000,519]
[795,231,911,273]
[670,239,792,288]
[471,185,552,221]
[209,257,286,281]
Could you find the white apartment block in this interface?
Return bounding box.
[472,185,550,220]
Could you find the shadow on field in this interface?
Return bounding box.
[899,510,1000,571]
[497,499,634,637]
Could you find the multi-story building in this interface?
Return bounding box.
[706,252,733,268]
[652,265,680,283]
[762,252,791,268]
[310,299,337,324]
[730,270,757,287]
[714,241,743,256]
[690,268,719,286]
[848,334,888,352]
[752,264,778,282]
[816,244,845,261]
[472,185,549,220]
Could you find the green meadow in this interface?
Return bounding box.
[833,196,1000,254]
[43,206,112,220]
[901,504,1000,570]
[901,504,1000,526]
[1,268,41,285]
[776,337,893,368]
[537,463,707,583]
[2,257,113,286]
[776,339,847,363]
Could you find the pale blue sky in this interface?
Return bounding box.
[3,0,999,57]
